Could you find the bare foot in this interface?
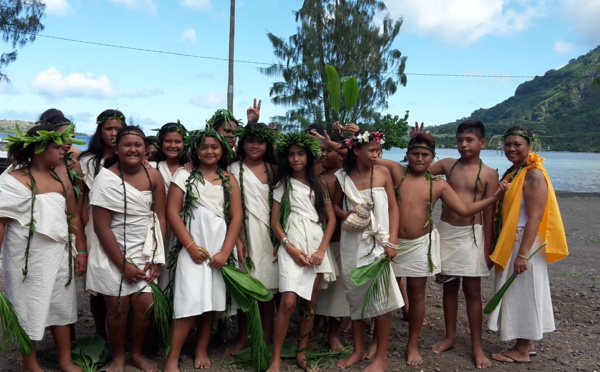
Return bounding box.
[101,355,126,372]
[58,361,83,372]
[163,357,180,372]
[431,337,455,354]
[337,350,366,369]
[194,350,211,369]
[266,358,281,372]
[491,350,531,364]
[328,334,344,352]
[473,348,492,369]
[364,355,387,372]
[296,350,319,371]
[131,353,158,372]
[224,338,248,356]
[365,342,377,359]
[406,345,423,366]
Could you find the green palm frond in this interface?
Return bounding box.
[0,291,34,355]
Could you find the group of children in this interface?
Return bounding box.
[3,104,562,372]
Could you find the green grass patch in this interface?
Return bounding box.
[564,270,582,278]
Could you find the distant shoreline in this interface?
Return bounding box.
[555,192,600,198]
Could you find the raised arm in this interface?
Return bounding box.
[440,180,507,218]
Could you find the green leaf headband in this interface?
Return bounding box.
[407,144,436,155]
[234,126,282,144]
[96,114,125,125]
[502,130,538,144]
[274,132,322,161]
[151,120,188,138]
[185,128,235,160]
[5,124,86,154]
[206,109,243,129]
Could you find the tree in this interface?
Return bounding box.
[260,0,407,131]
[0,0,45,82]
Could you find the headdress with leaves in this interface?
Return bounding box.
[185,128,234,161]
[274,132,321,161]
[344,130,386,149]
[488,127,543,152]
[206,109,243,129]
[234,125,282,144]
[151,120,188,139]
[5,124,86,153]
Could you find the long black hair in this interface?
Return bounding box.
[80,109,126,176]
[275,143,327,224]
[153,122,189,164]
[234,122,276,165]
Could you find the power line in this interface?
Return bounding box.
[19,30,538,79]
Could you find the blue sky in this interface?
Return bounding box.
[1,0,599,134]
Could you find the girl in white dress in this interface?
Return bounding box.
[1,124,87,372]
[267,132,336,372]
[164,129,242,371]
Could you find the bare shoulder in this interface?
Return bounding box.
[433,157,456,173]
[525,167,545,184]
[374,164,391,177]
[481,163,498,180]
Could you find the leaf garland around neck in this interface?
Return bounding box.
[492,161,528,249]
[446,159,483,247]
[395,167,437,272]
[276,180,293,237]
[50,169,75,286]
[21,168,38,281]
[64,151,84,201]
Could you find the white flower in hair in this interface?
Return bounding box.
[361,131,370,143]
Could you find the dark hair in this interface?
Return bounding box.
[306,123,325,136]
[456,119,485,139]
[153,122,188,164]
[104,126,145,168]
[7,124,57,169]
[37,108,71,128]
[504,125,533,144]
[213,117,239,131]
[191,133,231,170]
[234,122,276,164]
[275,143,327,223]
[407,133,436,153]
[80,109,126,176]
[343,129,370,173]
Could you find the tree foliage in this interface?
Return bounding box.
[260,0,407,131]
[430,46,600,153]
[0,0,45,82]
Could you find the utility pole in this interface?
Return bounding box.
[227,0,235,112]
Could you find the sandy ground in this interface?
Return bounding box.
[1,194,599,372]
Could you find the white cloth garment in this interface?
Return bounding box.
[336,170,403,320]
[229,162,279,291]
[438,221,490,277]
[393,229,441,277]
[274,178,335,301]
[487,228,555,341]
[0,175,77,340]
[79,156,103,294]
[87,168,165,297]
[314,242,350,317]
[150,160,181,197]
[170,168,229,318]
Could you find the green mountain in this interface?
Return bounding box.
[0,119,35,134]
[430,46,600,152]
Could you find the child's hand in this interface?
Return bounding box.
[309,249,325,266]
[384,245,398,261]
[286,243,311,266]
[123,262,147,283]
[144,263,162,282]
[210,251,228,270]
[75,255,87,277]
[187,244,208,265]
[494,180,510,199]
[236,240,246,264]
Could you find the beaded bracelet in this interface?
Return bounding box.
[77,251,88,256]
[517,254,529,260]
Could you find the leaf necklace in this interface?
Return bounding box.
[50,169,74,286]
[492,161,527,249]
[395,167,437,272]
[21,168,38,281]
[446,159,482,246]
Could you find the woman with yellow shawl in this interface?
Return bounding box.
[489,126,568,364]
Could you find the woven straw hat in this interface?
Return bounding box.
[342,201,373,232]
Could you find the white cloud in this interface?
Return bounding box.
[109,0,157,15]
[554,40,575,53]
[189,91,225,108]
[181,28,197,44]
[560,0,600,44]
[43,0,71,17]
[180,0,213,11]
[385,0,548,46]
[30,67,123,98]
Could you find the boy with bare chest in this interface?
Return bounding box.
[378,133,506,366]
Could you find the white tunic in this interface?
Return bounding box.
[0,175,77,340]
[314,242,350,317]
[487,222,555,341]
[87,168,165,297]
[274,178,335,301]
[335,170,403,320]
[438,221,489,277]
[229,161,279,291]
[171,169,228,318]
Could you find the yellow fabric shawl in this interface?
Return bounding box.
[491,152,569,271]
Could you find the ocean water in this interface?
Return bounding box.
[2,134,599,192]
